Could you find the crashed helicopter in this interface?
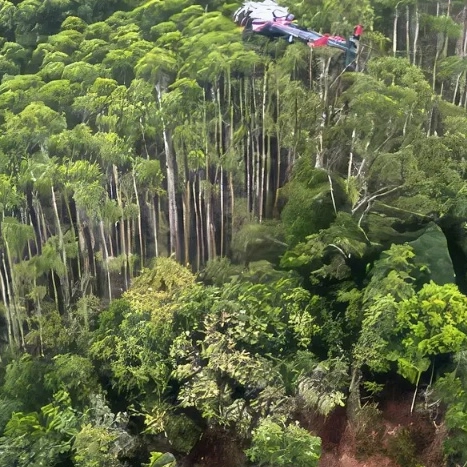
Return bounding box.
[233,0,363,68]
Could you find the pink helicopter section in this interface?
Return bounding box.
[233,1,363,67]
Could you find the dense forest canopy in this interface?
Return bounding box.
[1,0,467,465]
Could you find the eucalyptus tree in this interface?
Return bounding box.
[71,165,110,297]
[72,77,120,125]
[272,54,321,172]
[103,24,153,85]
[132,156,165,262]
[1,216,35,347]
[327,57,433,222]
[131,0,194,35]
[135,47,181,261]
[437,55,467,105]
[0,54,20,81]
[92,130,132,289]
[1,42,28,73]
[0,0,16,42]
[177,37,228,262]
[2,101,66,155]
[13,0,41,47]
[29,156,72,312]
[95,78,164,268]
[177,11,260,260]
[164,78,205,263]
[426,13,462,91]
[37,79,77,113]
[57,159,104,294]
[76,38,111,65]
[29,42,54,73]
[0,74,45,116]
[47,29,84,56]
[61,15,88,33]
[62,62,106,91]
[84,21,112,40]
[1,99,66,191]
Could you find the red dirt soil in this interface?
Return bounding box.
[320,453,397,467]
[186,392,446,467]
[315,393,445,467]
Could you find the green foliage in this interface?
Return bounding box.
[231,221,286,265]
[0,0,465,463]
[123,256,195,313]
[201,256,243,286]
[146,452,176,467]
[164,413,202,454]
[296,357,348,416]
[0,390,79,467]
[91,307,172,394]
[214,273,317,355]
[1,355,52,412]
[386,427,418,467]
[245,417,321,467]
[435,361,467,464]
[281,212,370,284]
[172,322,287,432]
[0,397,22,434]
[91,260,199,395]
[73,424,121,467]
[281,168,347,245]
[96,298,129,336]
[363,244,418,303]
[396,282,467,357]
[44,354,99,406]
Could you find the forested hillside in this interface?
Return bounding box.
[1,0,467,465]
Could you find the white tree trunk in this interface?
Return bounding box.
[155,83,180,260]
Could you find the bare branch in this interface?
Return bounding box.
[329,243,349,259]
[352,185,402,215]
[328,174,338,215]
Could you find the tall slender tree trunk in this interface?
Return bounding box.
[151,196,159,257]
[462,5,467,57]
[453,72,462,103]
[229,172,234,256]
[193,179,201,270]
[241,78,249,213]
[393,6,399,57]
[63,194,80,284]
[99,220,112,300]
[112,165,128,289]
[126,216,133,278]
[184,179,191,265]
[3,247,22,348]
[26,183,42,255]
[406,5,410,60]
[413,3,419,65]
[198,181,205,263]
[155,83,180,261]
[252,73,259,217]
[30,271,44,356]
[265,134,273,218]
[132,171,144,268]
[220,167,224,257]
[205,182,215,261]
[274,85,282,214]
[432,2,444,91]
[37,200,48,244]
[76,210,89,294]
[0,259,13,346]
[259,65,268,222]
[51,185,70,312]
